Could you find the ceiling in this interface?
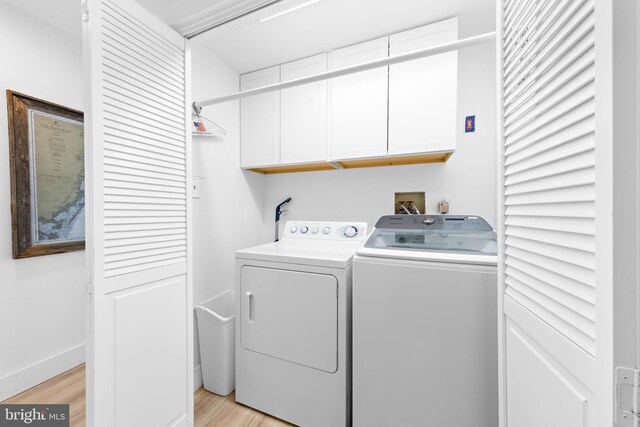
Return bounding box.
[192,0,495,74]
[6,0,495,74]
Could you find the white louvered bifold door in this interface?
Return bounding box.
[84,0,192,426]
[498,0,600,426]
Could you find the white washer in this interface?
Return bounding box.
[235,220,368,427]
[353,215,498,427]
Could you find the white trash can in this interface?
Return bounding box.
[195,290,235,396]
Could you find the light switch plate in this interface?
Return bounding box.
[192,176,201,199]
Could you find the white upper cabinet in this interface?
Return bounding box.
[240,65,281,168]
[329,37,389,160]
[388,18,458,155]
[280,53,328,164]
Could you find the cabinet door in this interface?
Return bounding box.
[240,66,280,167]
[329,37,389,160]
[281,53,328,164]
[388,18,458,155]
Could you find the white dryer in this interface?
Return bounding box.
[353,215,498,427]
[235,220,368,427]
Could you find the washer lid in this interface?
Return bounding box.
[236,239,362,269]
[358,214,497,265]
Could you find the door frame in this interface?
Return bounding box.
[597,0,638,425]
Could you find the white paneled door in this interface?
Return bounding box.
[498,1,638,426]
[499,0,598,425]
[83,0,192,426]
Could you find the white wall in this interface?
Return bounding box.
[190,41,268,377]
[0,3,85,401]
[263,41,497,231]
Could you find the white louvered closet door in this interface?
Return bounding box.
[83,0,192,426]
[498,0,600,426]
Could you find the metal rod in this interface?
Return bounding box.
[194,31,496,107]
[185,0,283,39]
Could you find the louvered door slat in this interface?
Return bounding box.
[505,133,594,176]
[105,150,185,173]
[504,94,594,147]
[505,215,595,236]
[504,281,595,351]
[104,233,186,249]
[504,65,594,131]
[104,141,185,165]
[503,0,538,52]
[104,159,185,179]
[104,110,184,140]
[504,25,594,107]
[104,173,185,189]
[505,225,595,253]
[101,0,183,55]
[103,136,186,162]
[504,256,595,303]
[504,0,590,82]
[103,94,185,131]
[504,3,594,94]
[501,0,596,357]
[506,235,594,270]
[505,201,595,218]
[104,49,180,101]
[504,0,534,35]
[505,100,594,155]
[104,127,186,153]
[504,0,564,71]
[505,269,595,322]
[504,49,594,119]
[100,0,188,281]
[104,239,186,255]
[104,167,186,184]
[103,91,184,128]
[102,20,184,75]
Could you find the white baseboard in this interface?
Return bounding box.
[193,364,203,392]
[0,344,85,402]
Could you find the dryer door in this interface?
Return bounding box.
[240,266,338,373]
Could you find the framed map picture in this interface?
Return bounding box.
[6,91,85,258]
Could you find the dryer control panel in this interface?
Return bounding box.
[283,221,368,242]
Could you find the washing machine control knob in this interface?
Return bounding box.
[322,226,331,235]
[423,217,436,225]
[311,226,319,234]
[300,226,309,234]
[290,225,298,233]
[344,226,358,238]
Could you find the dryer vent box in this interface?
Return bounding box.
[394,192,425,215]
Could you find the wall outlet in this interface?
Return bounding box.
[394,192,425,215]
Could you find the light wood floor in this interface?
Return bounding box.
[2,364,292,426]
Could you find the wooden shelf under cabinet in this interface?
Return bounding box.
[247,151,453,174]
